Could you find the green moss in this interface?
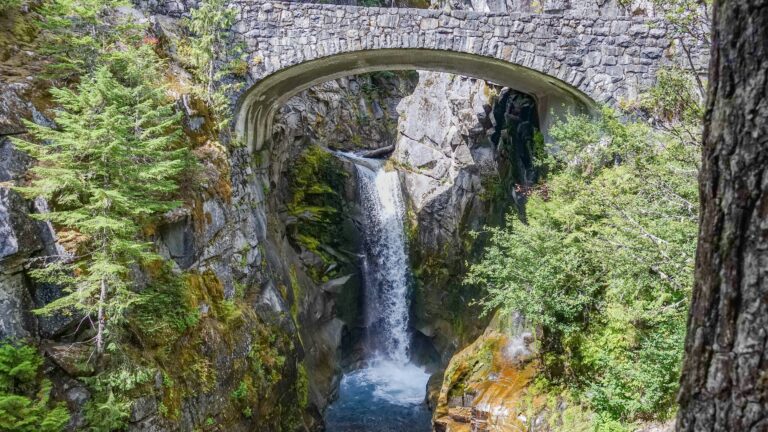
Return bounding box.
[233,281,247,300]
[129,263,201,345]
[227,58,248,77]
[248,327,288,389]
[288,265,301,322]
[0,0,21,15]
[296,363,309,409]
[286,144,350,282]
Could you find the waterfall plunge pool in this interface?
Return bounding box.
[324,360,432,432]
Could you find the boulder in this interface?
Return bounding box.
[320,274,353,294]
[43,343,96,377]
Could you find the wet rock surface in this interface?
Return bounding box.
[433,313,537,432]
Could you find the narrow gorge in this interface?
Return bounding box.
[268,68,537,431]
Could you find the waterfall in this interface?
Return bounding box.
[325,153,431,430]
[354,159,411,364]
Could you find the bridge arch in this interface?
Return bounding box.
[222,1,708,152]
[234,48,595,152]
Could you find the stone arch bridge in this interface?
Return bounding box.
[152,0,709,151]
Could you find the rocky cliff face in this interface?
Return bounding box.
[0,46,447,431]
[392,72,504,364]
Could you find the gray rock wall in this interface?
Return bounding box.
[0,82,63,341]
[393,72,502,360]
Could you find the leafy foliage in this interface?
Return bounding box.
[467,102,700,424]
[230,380,248,400]
[0,342,70,432]
[248,331,286,388]
[14,46,193,354]
[83,390,131,432]
[648,0,710,93]
[638,67,704,150]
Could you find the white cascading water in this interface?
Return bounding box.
[325,154,431,426]
[355,159,411,364]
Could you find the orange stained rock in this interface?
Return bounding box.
[466,343,537,432]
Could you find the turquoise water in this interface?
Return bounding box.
[324,360,432,432]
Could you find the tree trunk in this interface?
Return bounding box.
[676,0,768,430]
[96,277,107,355]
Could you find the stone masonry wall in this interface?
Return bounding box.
[145,0,709,107]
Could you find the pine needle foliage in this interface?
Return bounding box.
[0,342,70,432]
[36,0,138,80]
[185,0,235,88]
[13,46,193,355]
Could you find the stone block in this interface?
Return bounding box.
[420,18,438,30]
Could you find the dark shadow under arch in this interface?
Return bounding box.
[235,48,597,152]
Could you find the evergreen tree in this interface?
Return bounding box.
[182,0,239,128]
[185,0,235,101]
[37,0,138,80]
[14,47,192,355]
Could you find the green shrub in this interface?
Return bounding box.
[230,381,248,400]
[467,106,699,424]
[0,342,70,432]
[83,391,131,432]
